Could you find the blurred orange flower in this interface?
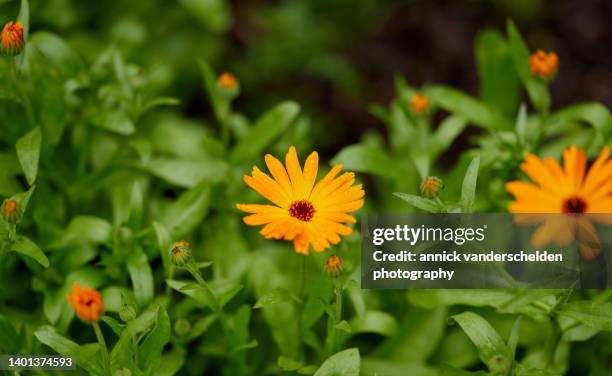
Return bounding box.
[67,282,104,323]
[217,72,237,89]
[506,145,612,260]
[237,146,364,255]
[1,20,24,56]
[410,93,429,114]
[529,50,559,79]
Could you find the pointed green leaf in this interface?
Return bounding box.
[12,235,48,267]
[393,193,442,213]
[16,127,41,186]
[451,312,509,371]
[314,348,360,376]
[460,155,480,213]
[230,101,300,164]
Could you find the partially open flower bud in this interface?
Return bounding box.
[529,50,559,80]
[2,199,18,223]
[410,93,429,114]
[67,282,104,323]
[420,176,444,199]
[325,255,343,276]
[1,21,24,56]
[174,319,191,337]
[171,241,193,267]
[217,72,239,99]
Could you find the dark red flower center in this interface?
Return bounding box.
[289,200,315,222]
[562,196,587,214]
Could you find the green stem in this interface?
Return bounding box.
[295,254,307,360]
[9,58,36,127]
[185,262,232,350]
[332,275,343,354]
[93,322,111,376]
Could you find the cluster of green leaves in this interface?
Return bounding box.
[1,0,612,374]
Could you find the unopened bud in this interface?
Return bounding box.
[174,318,191,337]
[420,176,444,199]
[217,72,239,100]
[325,255,343,276]
[410,93,429,114]
[171,241,193,267]
[2,199,18,223]
[1,21,25,56]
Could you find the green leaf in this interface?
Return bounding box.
[516,103,528,145]
[558,301,612,331]
[93,111,135,135]
[506,20,550,113]
[153,221,172,276]
[166,279,217,310]
[475,30,521,116]
[111,310,158,370]
[361,359,439,376]
[230,101,300,164]
[30,32,84,77]
[11,235,49,267]
[139,306,171,371]
[154,346,186,376]
[16,127,41,186]
[427,86,511,130]
[451,312,509,371]
[127,247,154,306]
[548,102,612,140]
[393,193,442,213]
[440,363,488,376]
[460,155,480,213]
[145,157,227,187]
[253,288,295,309]
[349,311,397,337]
[376,307,446,362]
[332,144,404,180]
[60,216,112,245]
[508,316,522,366]
[335,320,352,333]
[430,116,467,159]
[0,315,21,353]
[314,348,360,376]
[18,0,29,40]
[34,326,104,376]
[161,183,211,238]
[408,290,515,309]
[142,97,180,113]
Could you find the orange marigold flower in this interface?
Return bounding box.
[420,176,444,199]
[506,145,612,260]
[67,282,104,323]
[529,50,559,79]
[1,20,24,56]
[410,93,429,114]
[217,72,237,89]
[2,199,18,221]
[237,146,365,255]
[325,254,343,276]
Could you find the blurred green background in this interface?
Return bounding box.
[3,0,609,158]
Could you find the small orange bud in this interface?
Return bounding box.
[67,282,104,323]
[1,21,24,56]
[2,199,17,221]
[529,50,559,80]
[325,255,343,276]
[410,93,429,114]
[217,72,237,89]
[420,176,444,199]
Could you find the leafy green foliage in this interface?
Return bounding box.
[0,2,610,375]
